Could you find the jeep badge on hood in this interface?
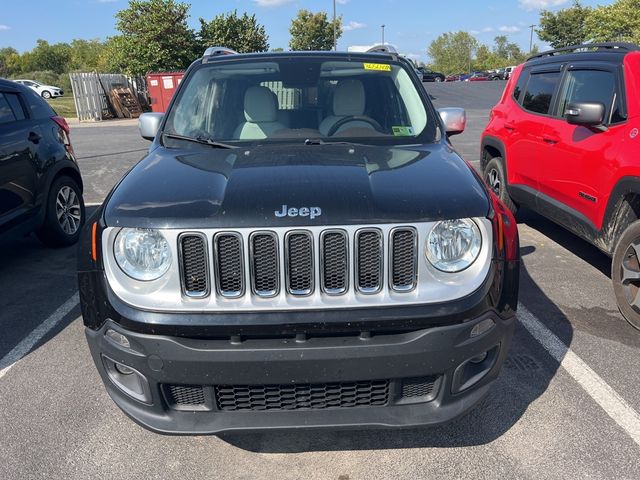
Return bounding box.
[275,205,322,219]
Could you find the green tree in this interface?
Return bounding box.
[198,11,269,53]
[427,31,478,74]
[30,40,72,74]
[289,9,342,51]
[585,0,640,44]
[109,0,197,75]
[537,0,591,48]
[0,47,19,77]
[68,39,107,71]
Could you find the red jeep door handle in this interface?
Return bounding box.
[504,122,516,131]
[542,134,559,144]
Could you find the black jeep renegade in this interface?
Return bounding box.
[78,49,519,434]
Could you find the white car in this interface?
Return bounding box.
[13,79,64,98]
[503,66,517,80]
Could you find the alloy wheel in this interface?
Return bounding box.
[55,186,81,235]
[619,241,640,312]
[486,168,501,195]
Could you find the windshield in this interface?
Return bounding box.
[163,56,436,146]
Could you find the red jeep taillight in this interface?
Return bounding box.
[51,115,75,157]
[489,192,518,262]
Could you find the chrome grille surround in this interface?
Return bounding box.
[102,219,492,313]
[285,230,314,296]
[213,232,245,298]
[389,227,418,292]
[249,231,280,297]
[320,229,349,295]
[177,232,210,298]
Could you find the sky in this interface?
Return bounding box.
[0,0,616,62]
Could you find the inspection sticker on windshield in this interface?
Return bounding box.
[363,63,391,72]
[392,126,415,136]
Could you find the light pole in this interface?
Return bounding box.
[529,24,536,53]
[333,0,337,51]
[381,24,386,45]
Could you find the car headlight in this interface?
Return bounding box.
[114,228,171,281]
[425,219,481,273]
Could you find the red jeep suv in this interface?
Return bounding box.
[481,42,640,330]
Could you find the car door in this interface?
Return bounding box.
[0,89,39,228]
[536,63,624,228]
[502,65,563,197]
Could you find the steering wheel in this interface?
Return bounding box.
[327,116,383,137]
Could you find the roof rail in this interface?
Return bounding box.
[202,46,239,61]
[527,42,640,61]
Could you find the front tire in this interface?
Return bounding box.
[435,77,442,82]
[36,176,85,247]
[612,220,640,331]
[483,157,518,214]
[41,90,52,99]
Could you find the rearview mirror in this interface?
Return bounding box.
[437,107,466,136]
[564,102,605,129]
[138,112,164,141]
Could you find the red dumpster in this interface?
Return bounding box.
[146,72,185,113]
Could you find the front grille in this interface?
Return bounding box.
[401,376,437,398]
[176,225,423,301]
[250,233,279,296]
[214,233,244,297]
[286,232,314,295]
[321,231,348,294]
[391,228,418,291]
[165,384,206,409]
[215,380,389,412]
[356,229,383,293]
[179,235,209,297]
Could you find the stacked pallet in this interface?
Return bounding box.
[108,87,143,118]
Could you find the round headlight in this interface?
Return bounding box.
[114,228,171,281]
[426,219,481,273]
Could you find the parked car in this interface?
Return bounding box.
[466,72,490,82]
[481,42,640,330]
[445,73,463,82]
[78,48,519,435]
[13,79,64,99]
[488,69,506,81]
[417,67,445,82]
[0,79,84,246]
[503,66,517,79]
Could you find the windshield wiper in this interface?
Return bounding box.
[163,133,237,149]
[303,138,366,147]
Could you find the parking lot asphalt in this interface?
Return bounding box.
[1,82,640,479]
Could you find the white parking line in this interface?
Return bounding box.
[0,293,79,380]
[518,303,640,447]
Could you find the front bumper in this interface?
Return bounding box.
[85,310,515,435]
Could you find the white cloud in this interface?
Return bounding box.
[336,0,350,4]
[519,0,568,11]
[482,27,495,33]
[254,0,295,6]
[343,21,366,32]
[0,25,10,31]
[499,25,521,33]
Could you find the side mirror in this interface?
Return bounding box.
[438,107,466,136]
[565,102,605,129]
[138,112,164,141]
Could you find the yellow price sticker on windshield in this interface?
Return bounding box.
[363,63,391,72]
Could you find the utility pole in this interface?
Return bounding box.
[381,24,386,45]
[529,24,536,53]
[333,0,337,51]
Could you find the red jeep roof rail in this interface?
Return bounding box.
[527,42,640,61]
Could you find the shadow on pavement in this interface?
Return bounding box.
[220,256,572,453]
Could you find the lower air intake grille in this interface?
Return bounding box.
[391,228,417,291]
[166,384,206,408]
[251,233,279,296]
[215,380,390,412]
[179,235,208,297]
[356,230,383,293]
[401,376,437,399]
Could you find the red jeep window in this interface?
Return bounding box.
[522,71,561,115]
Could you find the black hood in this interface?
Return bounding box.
[104,143,490,229]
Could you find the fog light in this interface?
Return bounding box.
[470,318,495,337]
[102,355,151,404]
[115,363,134,375]
[106,329,131,348]
[469,351,488,364]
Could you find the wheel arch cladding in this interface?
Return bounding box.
[602,178,640,253]
[481,136,505,171]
